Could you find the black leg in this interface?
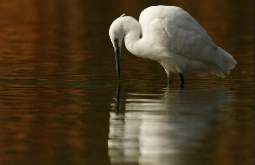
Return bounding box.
[179,73,185,85]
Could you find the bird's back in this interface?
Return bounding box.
[139,6,232,75]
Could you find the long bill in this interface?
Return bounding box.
[114,43,120,80]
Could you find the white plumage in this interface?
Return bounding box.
[109,5,237,84]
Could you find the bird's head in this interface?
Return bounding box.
[109,14,126,80]
[109,14,126,52]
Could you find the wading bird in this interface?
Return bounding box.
[109,6,237,85]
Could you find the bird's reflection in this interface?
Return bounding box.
[114,85,120,114]
[108,85,234,165]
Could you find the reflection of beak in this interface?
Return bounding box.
[114,43,120,80]
[114,85,120,114]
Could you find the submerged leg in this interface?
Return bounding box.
[179,73,185,85]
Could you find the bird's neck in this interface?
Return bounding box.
[123,24,147,58]
[125,33,140,54]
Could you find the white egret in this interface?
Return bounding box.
[109,6,237,85]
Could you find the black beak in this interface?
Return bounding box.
[114,43,120,80]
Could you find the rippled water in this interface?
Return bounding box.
[0,0,253,165]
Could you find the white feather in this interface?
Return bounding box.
[109,5,237,83]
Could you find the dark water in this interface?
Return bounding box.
[0,0,253,165]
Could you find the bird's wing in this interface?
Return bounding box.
[139,6,228,72]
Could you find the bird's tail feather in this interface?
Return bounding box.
[218,47,237,70]
[210,65,225,78]
[215,56,230,74]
